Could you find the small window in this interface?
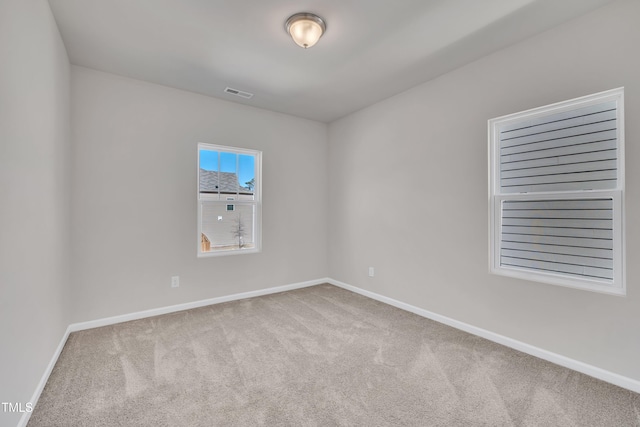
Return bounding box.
[198,143,261,256]
[489,88,625,295]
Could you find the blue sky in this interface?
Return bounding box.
[199,150,255,187]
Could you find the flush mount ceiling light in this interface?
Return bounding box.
[285,13,326,49]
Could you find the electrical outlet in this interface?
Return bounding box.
[368,267,375,277]
[171,276,180,288]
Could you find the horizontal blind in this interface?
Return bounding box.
[500,198,614,281]
[499,101,618,193]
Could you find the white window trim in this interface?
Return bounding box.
[488,88,625,296]
[197,143,262,258]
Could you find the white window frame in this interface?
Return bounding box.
[488,88,625,295]
[197,143,262,257]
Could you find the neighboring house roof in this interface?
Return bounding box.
[199,169,253,194]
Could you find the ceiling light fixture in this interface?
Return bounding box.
[285,13,326,49]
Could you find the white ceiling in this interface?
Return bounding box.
[48,0,615,123]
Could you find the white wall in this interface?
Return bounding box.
[0,1,71,426]
[70,67,328,323]
[328,0,640,381]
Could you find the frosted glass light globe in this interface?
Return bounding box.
[286,13,326,49]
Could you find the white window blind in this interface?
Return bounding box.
[489,88,625,295]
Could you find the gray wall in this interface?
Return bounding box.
[328,0,640,381]
[0,1,71,426]
[70,67,328,323]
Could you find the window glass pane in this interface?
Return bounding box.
[219,152,237,173]
[199,150,220,199]
[199,150,219,172]
[238,154,255,200]
[219,152,238,194]
[201,203,255,252]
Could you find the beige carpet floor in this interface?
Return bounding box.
[28,284,640,426]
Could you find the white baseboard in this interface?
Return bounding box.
[18,326,72,427]
[327,278,640,394]
[69,278,327,332]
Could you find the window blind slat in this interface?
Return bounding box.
[500,233,613,250]
[501,249,613,269]
[500,256,613,280]
[499,101,617,133]
[502,179,615,193]
[500,108,617,140]
[502,217,612,229]
[503,208,612,220]
[502,169,616,188]
[500,121,616,152]
[501,138,616,165]
[503,181,613,193]
[501,241,612,259]
[501,159,617,180]
[501,149,617,172]
[501,199,613,210]
[502,225,612,240]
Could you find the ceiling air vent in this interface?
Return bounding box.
[224,87,254,99]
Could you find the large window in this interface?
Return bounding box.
[198,143,261,257]
[489,88,625,295]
